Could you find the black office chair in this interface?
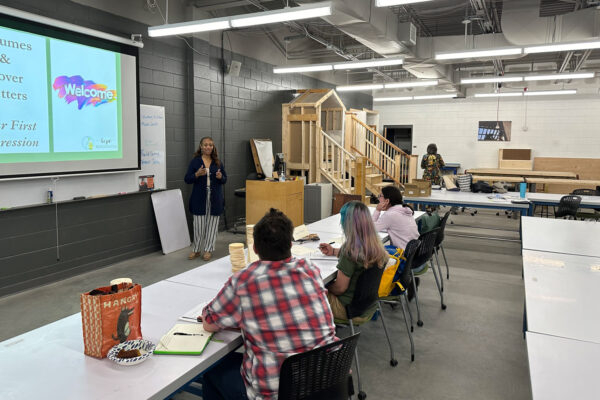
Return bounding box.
[571,189,600,220]
[433,211,451,282]
[410,228,445,327]
[278,333,360,400]
[335,264,385,400]
[554,195,581,219]
[572,189,598,196]
[378,239,420,362]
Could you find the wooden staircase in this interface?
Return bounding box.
[319,129,366,198]
[346,115,414,192]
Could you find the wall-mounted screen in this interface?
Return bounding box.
[0,13,139,179]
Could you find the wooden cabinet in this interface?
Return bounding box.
[246,180,304,227]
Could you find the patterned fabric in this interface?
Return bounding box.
[192,188,220,252]
[202,257,337,400]
[421,153,445,185]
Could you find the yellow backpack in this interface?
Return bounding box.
[378,248,406,298]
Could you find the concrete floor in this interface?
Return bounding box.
[0,209,531,399]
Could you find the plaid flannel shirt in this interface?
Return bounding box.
[203,257,337,400]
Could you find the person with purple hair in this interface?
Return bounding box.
[319,201,388,322]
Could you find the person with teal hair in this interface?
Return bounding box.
[319,201,388,322]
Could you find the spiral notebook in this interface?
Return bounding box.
[154,323,213,355]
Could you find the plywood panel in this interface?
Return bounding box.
[534,157,600,180]
[289,123,303,163]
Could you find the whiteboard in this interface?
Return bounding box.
[0,104,166,209]
[151,189,191,254]
[139,105,166,190]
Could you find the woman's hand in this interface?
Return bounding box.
[319,243,334,256]
[196,167,207,177]
[215,169,222,179]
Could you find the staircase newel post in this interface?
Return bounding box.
[355,156,366,202]
[394,154,402,183]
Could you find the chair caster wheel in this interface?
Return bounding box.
[442,304,447,310]
[390,359,398,367]
[447,275,449,280]
[411,354,415,362]
[358,391,367,400]
[417,320,424,327]
[411,326,414,332]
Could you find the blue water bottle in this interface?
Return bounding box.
[47,188,53,204]
[519,182,526,199]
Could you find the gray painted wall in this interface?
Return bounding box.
[0,0,372,297]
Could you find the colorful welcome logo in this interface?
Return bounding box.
[53,75,117,110]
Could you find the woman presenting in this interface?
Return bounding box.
[184,137,227,261]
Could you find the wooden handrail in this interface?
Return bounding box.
[352,146,401,185]
[351,116,409,157]
[321,130,356,159]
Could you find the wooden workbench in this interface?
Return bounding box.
[471,175,524,183]
[525,178,600,193]
[466,168,578,179]
[246,180,304,227]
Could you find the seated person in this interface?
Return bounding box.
[319,201,388,323]
[201,208,337,400]
[372,186,419,250]
[419,206,441,234]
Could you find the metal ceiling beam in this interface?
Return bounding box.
[190,0,273,12]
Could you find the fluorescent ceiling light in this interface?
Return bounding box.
[337,84,384,92]
[524,90,577,96]
[273,64,333,74]
[373,96,413,102]
[149,1,331,37]
[436,47,522,60]
[461,76,523,84]
[524,72,595,81]
[148,18,231,37]
[376,0,435,6]
[524,40,600,54]
[413,94,458,100]
[384,80,438,88]
[230,2,332,28]
[333,57,403,70]
[474,92,523,98]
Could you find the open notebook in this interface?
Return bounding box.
[154,323,213,355]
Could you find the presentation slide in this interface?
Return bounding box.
[0,15,139,179]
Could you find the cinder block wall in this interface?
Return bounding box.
[0,0,372,296]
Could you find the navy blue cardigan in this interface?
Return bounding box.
[184,157,227,216]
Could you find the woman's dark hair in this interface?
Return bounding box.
[194,136,221,166]
[253,208,293,261]
[426,143,437,155]
[381,185,414,214]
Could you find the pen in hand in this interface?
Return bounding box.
[174,332,205,336]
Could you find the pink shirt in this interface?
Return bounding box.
[372,205,419,249]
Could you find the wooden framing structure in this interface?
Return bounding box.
[282,89,345,183]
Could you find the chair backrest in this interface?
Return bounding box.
[278,333,360,400]
[434,211,451,247]
[412,228,440,268]
[555,195,582,218]
[345,264,384,319]
[398,239,420,288]
[571,189,598,196]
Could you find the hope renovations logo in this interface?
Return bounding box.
[52,75,117,110]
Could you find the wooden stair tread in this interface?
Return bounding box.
[373,182,395,187]
[366,174,382,178]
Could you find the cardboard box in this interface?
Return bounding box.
[403,179,431,197]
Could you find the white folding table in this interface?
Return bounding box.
[0,281,242,400]
[526,331,600,400]
[523,250,600,344]
[521,217,600,257]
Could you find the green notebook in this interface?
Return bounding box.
[154,323,213,355]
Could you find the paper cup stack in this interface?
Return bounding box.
[229,243,246,273]
[246,225,259,264]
